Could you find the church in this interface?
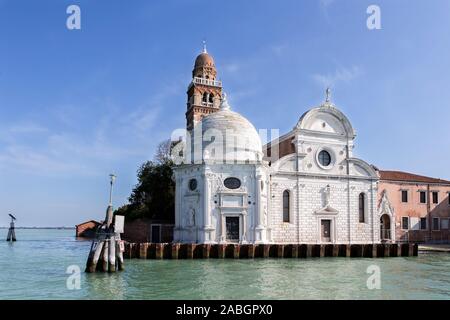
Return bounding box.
[172,46,380,245]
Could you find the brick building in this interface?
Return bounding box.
[377,170,450,243]
[75,220,101,238]
[122,218,174,243]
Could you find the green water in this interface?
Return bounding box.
[0,229,449,300]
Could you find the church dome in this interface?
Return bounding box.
[194,52,215,68]
[194,94,263,163]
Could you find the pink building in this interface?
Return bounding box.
[377,170,450,243]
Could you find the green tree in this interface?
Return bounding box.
[115,140,176,221]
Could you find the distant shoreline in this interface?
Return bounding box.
[0,227,75,230]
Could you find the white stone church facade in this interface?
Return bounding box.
[172,47,380,244]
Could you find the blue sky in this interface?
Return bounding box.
[1,0,450,226]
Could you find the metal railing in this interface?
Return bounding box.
[192,77,222,87]
[398,231,450,244]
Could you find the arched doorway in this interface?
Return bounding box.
[380,214,391,241]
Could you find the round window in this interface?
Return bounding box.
[189,179,197,191]
[224,177,241,189]
[318,150,332,167]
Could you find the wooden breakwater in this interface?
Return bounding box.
[123,243,418,259]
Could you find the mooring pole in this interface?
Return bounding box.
[6,214,16,242]
[85,174,125,273]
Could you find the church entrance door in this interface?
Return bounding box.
[321,220,331,242]
[226,217,240,242]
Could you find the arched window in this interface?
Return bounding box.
[209,93,214,103]
[283,190,290,223]
[359,193,365,223]
[202,92,208,103]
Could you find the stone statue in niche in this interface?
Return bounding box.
[185,208,196,226]
[263,206,268,224]
[381,190,393,215]
[324,184,331,207]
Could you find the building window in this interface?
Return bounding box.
[401,190,408,203]
[209,94,214,103]
[419,191,427,204]
[188,179,197,191]
[318,150,331,167]
[359,193,365,223]
[441,218,449,230]
[224,177,241,190]
[432,217,440,231]
[401,217,409,230]
[283,190,290,223]
[432,192,438,204]
[420,218,427,230]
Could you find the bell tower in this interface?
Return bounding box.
[186,42,223,131]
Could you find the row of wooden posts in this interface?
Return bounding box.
[124,242,419,259]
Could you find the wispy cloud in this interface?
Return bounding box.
[320,0,335,9]
[223,63,240,74]
[270,44,288,57]
[319,0,336,21]
[0,84,179,177]
[312,66,363,87]
[9,123,49,134]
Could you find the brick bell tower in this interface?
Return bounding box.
[186,42,223,131]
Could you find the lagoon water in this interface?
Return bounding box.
[0,229,449,300]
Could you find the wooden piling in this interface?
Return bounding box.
[258,244,270,258]
[85,179,126,273]
[101,240,109,272]
[319,245,325,258]
[311,245,321,257]
[277,245,285,258]
[139,243,148,259]
[108,237,116,273]
[217,244,226,259]
[85,240,104,273]
[371,244,377,258]
[121,242,419,259]
[306,245,313,258]
[116,241,125,271]
[298,244,307,258]
[209,244,218,258]
[155,244,164,259]
[247,244,255,259]
[324,244,333,257]
[201,244,211,259]
[187,244,195,259]
[6,215,17,242]
[332,244,339,257]
[384,244,390,258]
[410,243,415,256]
[233,244,240,259]
[389,244,399,257]
[171,243,180,259]
[345,245,351,257]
